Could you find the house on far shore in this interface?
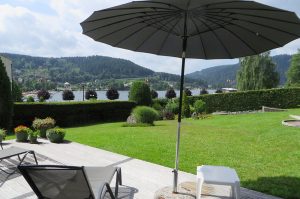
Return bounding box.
[0,55,12,83]
[222,88,238,93]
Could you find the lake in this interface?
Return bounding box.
[48,89,215,102]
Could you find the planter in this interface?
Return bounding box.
[47,133,64,143]
[29,136,38,144]
[16,132,28,142]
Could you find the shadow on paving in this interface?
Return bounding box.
[243,176,300,199]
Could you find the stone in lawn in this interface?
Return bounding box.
[127,115,137,124]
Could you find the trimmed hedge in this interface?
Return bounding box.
[13,101,136,127]
[155,88,300,113]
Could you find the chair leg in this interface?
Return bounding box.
[0,142,3,150]
[31,152,38,165]
[196,178,204,199]
[115,168,122,199]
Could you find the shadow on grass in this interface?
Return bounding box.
[243,176,300,199]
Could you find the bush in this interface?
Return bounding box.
[14,125,32,142]
[106,88,119,100]
[37,89,51,101]
[0,59,13,130]
[32,117,56,138]
[194,100,206,114]
[47,128,66,143]
[129,81,152,106]
[200,88,209,95]
[0,129,6,141]
[189,88,300,113]
[85,90,98,100]
[132,106,158,125]
[165,88,176,99]
[12,81,23,102]
[182,92,191,118]
[165,100,179,115]
[184,88,192,96]
[28,130,39,144]
[151,90,158,99]
[162,110,175,120]
[14,101,136,127]
[152,102,163,111]
[62,90,75,101]
[26,96,35,103]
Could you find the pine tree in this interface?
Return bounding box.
[237,52,279,91]
[286,49,300,87]
[0,59,13,129]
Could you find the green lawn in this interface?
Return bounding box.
[64,109,300,198]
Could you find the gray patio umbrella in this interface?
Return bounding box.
[81,0,300,193]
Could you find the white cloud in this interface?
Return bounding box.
[0,0,299,75]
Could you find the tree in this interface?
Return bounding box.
[12,81,23,102]
[184,88,192,96]
[129,81,152,106]
[237,52,279,91]
[85,90,98,100]
[151,89,158,99]
[286,49,300,87]
[165,88,176,99]
[182,92,190,118]
[62,90,75,101]
[106,88,119,100]
[200,88,209,95]
[37,89,51,101]
[0,59,13,129]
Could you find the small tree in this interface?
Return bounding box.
[85,90,98,100]
[200,88,209,95]
[129,81,152,106]
[151,89,158,99]
[62,90,75,101]
[165,88,176,99]
[12,81,23,102]
[194,100,206,114]
[106,88,119,100]
[0,59,13,129]
[37,89,50,101]
[184,88,192,96]
[286,49,300,87]
[182,92,190,118]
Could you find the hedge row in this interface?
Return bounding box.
[155,88,300,113]
[13,101,136,127]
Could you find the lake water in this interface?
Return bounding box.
[48,89,215,102]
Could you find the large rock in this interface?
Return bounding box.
[126,115,137,124]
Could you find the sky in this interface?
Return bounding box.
[0,0,299,75]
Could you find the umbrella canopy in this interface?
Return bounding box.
[81,0,300,193]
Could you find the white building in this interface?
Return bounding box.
[0,56,12,83]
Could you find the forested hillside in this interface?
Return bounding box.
[186,55,292,87]
[1,53,205,91]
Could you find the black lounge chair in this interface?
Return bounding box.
[18,165,122,199]
[0,146,38,174]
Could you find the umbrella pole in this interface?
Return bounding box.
[173,35,188,193]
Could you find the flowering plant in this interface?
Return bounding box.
[14,125,32,134]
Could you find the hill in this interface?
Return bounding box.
[186,55,292,87]
[1,53,205,91]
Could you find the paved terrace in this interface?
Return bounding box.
[0,140,281,199]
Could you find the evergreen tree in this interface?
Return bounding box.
[0,59,13,129]
[286,50,300,87]
[237,52,279,91]
[12,81,23,102]
[129,81,152,106]
[182,92,190,118]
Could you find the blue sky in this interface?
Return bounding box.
[0,0,299,74]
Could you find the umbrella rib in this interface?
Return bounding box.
[205,12,300,37]
[83,12,178,34]
[200,16,258,55]
[131,1,183,11]
[82,10,175,24]
[193,17,233,59]
[189,17,207,59]
[157,16,182,55]
[203,14,282,47]
[113,14,181,47]
[206,10,300,25]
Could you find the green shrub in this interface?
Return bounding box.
[200,88,209,95]
[32,117,56,138]
[14,125,32,142]
[47,128,66,143]
[12,81,23,102]
[26,96,35,103]
[106,88,119,100]
[62,90,75,101]
[165,88,176,99]
[0,129,6,141]
[0,59,13,130]
[182,92,191,118]
[184,88,192,96]
[165,100,179,115]
[37,89,50,101]
[194,100,206,114]
[152,102,163,111]
[162,110,175,120]
[151,90,158,99]
[129,81,152,106]
[14,101,136,127]
[28,130,39,144]
[132,106,158,125]
[85,90,98,100]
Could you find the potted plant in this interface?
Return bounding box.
[0,129,6,143]
[46,128,66,143]
[14,125,32,142]
[28,130,39,144]
[32,117,56,138]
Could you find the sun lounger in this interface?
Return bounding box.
[18,165,122,199]
[0,146,38,174]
